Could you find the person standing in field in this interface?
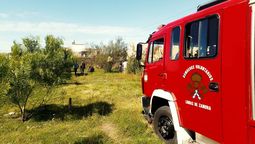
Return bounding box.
[119,62,123,72]
[80,60,86,75]
[73,61,79,76]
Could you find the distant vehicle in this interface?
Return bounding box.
[136,0,255,143]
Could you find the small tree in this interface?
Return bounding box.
[23,36,40,53]
[0,54,10,98]
[94,53,108,69]
[126,44,141,74]
[43,35,72,84]
[94,37,127,72]
[127,55,141,74]
[2,35,73,121]
[11,41,23,57]
[7,53,34,121]
[0,54,9,81]
[45,35,63,54]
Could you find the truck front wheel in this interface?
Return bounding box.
[153,106,177,144]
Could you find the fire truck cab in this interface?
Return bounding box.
[136,0,255,143]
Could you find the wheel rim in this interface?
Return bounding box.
[158,115,175,140]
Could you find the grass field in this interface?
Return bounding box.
[0,70,162,144]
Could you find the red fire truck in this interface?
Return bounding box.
[136,0,255,143]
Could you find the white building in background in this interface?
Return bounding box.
[70,40,90,57]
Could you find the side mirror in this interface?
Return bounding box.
[136,43,143,61]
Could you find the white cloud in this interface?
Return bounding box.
[0,13,8,18]
[0,21,151,53]
[15,11,39,18]
[0,21,140,35]
[0,11,39,19]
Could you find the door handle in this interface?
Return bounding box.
[209,82,219,92]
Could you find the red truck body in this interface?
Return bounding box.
[139,0,255,143]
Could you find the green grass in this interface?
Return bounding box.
[0,70,162,144]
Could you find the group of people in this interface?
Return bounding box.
[73,60,94,76]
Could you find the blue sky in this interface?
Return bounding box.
[0,0,209,52]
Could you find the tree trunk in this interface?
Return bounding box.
[21,106,26,122]
[21,93,30,122]
[17,103,25,122]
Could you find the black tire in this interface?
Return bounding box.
[153,106,177,144]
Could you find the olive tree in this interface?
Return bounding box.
[126,44,142,74]
[2,35,73,121]
[32,35,72,86]
[0,54,10,98]
[23,36,40,53]
[94,37,127,72]
[7,52,34,121]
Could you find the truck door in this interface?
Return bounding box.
[180,15,222,141]
[144,37,165,97]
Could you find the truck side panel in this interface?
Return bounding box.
[221,1,249,143]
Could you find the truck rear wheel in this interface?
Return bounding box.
[153,106,177,144]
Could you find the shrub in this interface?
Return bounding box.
[0,54,10,99]
[127,55,141,74]
[1,35,73,121]
[93,37,127,72]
